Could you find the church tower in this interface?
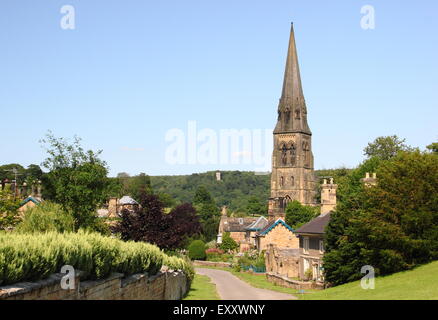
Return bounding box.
[268,24,317,220]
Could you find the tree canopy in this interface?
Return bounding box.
[40,132,111,230]
[324,150,438,285]
[363,135,414,160]
[285,200,319,229]
[113,192,202,250]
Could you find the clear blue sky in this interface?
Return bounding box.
[1,1,437,176]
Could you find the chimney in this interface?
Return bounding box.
[321,178,337,215]
[108,197,118,218]
[362,172,377,187]
[37,180,42,199]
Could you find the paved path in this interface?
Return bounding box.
[196,268,297,300]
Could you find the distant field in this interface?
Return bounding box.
[302,261,438,300]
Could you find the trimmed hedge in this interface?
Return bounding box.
[0,231,193,286]
[188,240,206,260]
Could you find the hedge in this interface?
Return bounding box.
[0,231,194,286]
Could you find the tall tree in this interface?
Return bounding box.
[40,132,111,230]
[193,186,220,241]
[426,142,438,154]
[363,135,413,160]
[285,200,318,229]
[0,188,20,230]
[324,151,438,286]
[246,196,266,216]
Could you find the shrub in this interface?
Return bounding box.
[0,231,191,285]
[15,202,75,234]
[219,232,239,252]
[188,240,206,260]
[163,255,194,282]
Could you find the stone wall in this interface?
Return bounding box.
[265,244,300,279]
[0,270,189,300]
[266,273,324,290]
[193,260,232,268]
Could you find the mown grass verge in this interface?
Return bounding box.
[183,273,220,300]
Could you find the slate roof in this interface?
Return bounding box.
[222,217,258,232]
[294,212,332,235]
[119,196,138,205]
[257,218,294,236]
[245,216,269,231]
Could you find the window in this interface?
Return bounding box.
[319,240,324,253]
[303,237,309,254]
[238,218,243,225]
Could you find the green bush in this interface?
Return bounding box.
[15,202,75,234]
[188,240,206,260]
[0,231,192,285]
[219,232,239,252]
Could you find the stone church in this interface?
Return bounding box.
[268,23,317,221]
[263,24,334,286]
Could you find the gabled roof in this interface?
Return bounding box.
[294,212,332,235]
[222,217,258,232]
[257,218,294,236]
[245,216,269,231]
[19,196,41,206]
[119,196,138,205]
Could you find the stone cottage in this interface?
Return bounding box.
[255,218,298,252]
[294,212,331,282]
[217,206,269,252]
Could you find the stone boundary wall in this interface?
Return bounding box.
[266,272,324,290]
[193,260,232,268]
[0,270,189,300]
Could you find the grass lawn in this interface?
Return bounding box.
[301,261,438,300]
[183,273,220,300]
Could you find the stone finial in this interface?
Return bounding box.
[323,179,327,185]
[372,172,376,179]
[365,172,370,179]
[221,206,228,216]
[330,178,334,184]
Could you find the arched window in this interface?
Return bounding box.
[290,176,295,186]
[280,176,284,187]
[280,144,288,165]
[289,143,296,166]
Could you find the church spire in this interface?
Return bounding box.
[281,23,304,102]
[274,23,311,135]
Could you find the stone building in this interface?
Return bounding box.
[294,212,331,282]
[255,218,298,252]
[265,244,300,279]
[217,206,268,252]
[268,23,317,222]
[99,196,140,218]
[17,196,41,215]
